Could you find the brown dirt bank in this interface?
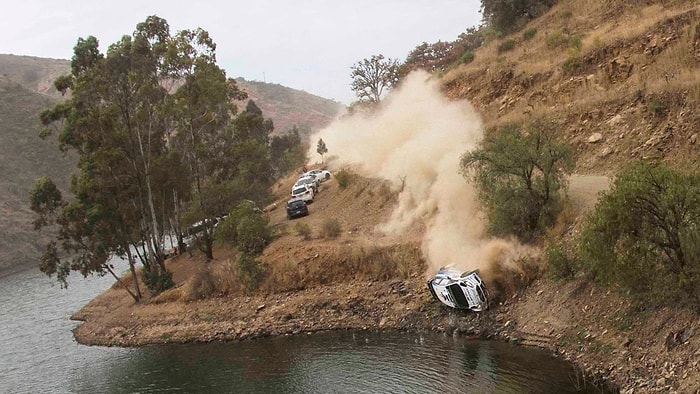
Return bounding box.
[71,174,699,393]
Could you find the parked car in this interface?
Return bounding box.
[305,169,331,182]
[427,267,489,311]
[293,175,319,193]
[286,199,309,219]
[291,183,315,202]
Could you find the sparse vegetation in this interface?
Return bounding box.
[294,222,312,240]
[320,218,342,239]
[523,27,538,40]
[335,168,355,189]
[497,39,516,53]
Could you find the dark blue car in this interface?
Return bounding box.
[286,199,309,219]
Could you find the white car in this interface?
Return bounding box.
[291,183,315,202]
[293,175,318,193]
[305,169,331,182]
[427,267,489,311]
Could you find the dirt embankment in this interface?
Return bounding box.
[73,173,699,392]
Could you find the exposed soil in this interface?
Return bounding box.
[71,172,699,393]
[71,2,700,393]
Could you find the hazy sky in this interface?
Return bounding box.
[2,1,483,104]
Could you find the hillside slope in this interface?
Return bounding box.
[0,76,74,273]
[0,54,343,274]
[442,0,699,173]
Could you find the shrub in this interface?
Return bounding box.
[294,222,312,240]
[320,218,342,239]
[523,28,537,40]
[141,265,174,295]
[460,123,574,241]
[497,39,516,53]
[182,269,216,301]
[545,243,576,280]
[481,0,557,34]
[236,253,267,291]
[335,168,354,189]
[236,214,272,256]
[458,50,475,64]
[546,30,568,50]
[648,96,667,116]
[578,162,700,307]
[562,56,581,74]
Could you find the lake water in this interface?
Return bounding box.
[0,265,612,393]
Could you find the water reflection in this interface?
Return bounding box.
[95,331,608,393]
[0,268,610,393]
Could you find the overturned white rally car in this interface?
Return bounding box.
[427,267,489,312]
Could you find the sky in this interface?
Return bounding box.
[2,0,483,104]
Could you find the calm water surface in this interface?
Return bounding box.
[0,265,611,393]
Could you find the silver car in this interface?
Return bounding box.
[427,267,489,311]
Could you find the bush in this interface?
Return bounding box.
[578,162,700,307]
[294,222,312,240]
[141,265,174,295]
[648,96,667,116]
[335,168,354,189]
[460,123,573,241]
[545,30,568,50]
[523,28,537,40]
[497,39,516,53]
[236,253,267,292]
[562,56,581,74]
[481,0,557,34]
[320,218,342,239]
[458,50,475,64]
[236,214,272,256]
[545,243,576,280]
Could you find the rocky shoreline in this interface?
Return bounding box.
[73,273,700,393]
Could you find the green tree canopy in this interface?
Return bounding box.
[31,15,252,297]
[578,162,700,306]
[461,123,573,241]
[350,54,400,103]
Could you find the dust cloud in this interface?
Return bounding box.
[307,71,535,280]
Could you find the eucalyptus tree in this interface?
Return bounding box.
[166,28,247,260]
[30,16,227,296]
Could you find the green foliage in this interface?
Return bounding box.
[458,51,475,65]
[270,127,305,177]
[562,56,582,74]
[236,253,267,291]
[350,54,400,103]
[523,27,538,40]
[481,0,558,33]
[568,35,583,51]
[461,123,574,241]
[578,162,700,306]
[545,30,568,50]
[497,39,516,53]
[236,214,272,256]
[320,218,342,239]
[294,222,312,240]
[400,29,482,75]
[545,243,577,280]
[335,168,354,189]
[215,200,270,255]
[142,264,174,295]
[648,96,667,116]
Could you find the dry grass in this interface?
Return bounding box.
[260,243,425,294]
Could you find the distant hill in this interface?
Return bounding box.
[0,75,74,274]
[235,78,344,138]
[0,54,343,274]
